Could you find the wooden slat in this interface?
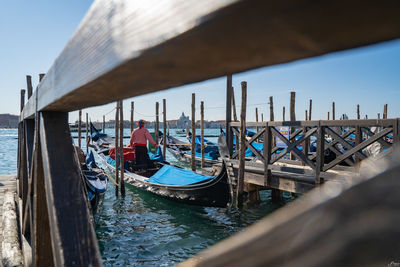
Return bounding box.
[21,0,400,119]
[180,150,400,267]
[39,112,101,266]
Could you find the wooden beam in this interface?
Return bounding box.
[180,152,400,267]
[78,110,82,148]
[20,89,25,112]
[39,112,101,266]
[163,99,167,158]
[21,0,400,119]
[114,102,119,196]
[26,75,33,99]
[308,99,312,120]
[201,101,205,168]
[119,100,125,196]
[237,81,247,208]
[155,102,159,145]
[191,93,196,171]
[85,113,89,154]
[226,75,233,156]
[102,115,105,133]
[332,102,336,120]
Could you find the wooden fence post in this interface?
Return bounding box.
[119,100,125,196]
[191,93,196,171]
[78,110,82,148]
[155,102,159,145]
[26,75,33,99]
[315,121,324,184]
[130,101,134,133]
[115,102,119,196]
[290,92,296,160]
[201,101,205,169]
[163,99,167,158]
[237,81,247,208]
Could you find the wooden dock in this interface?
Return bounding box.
[0,174,22,267]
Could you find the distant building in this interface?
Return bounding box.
[0,114,18,128]
[176,112,190,129]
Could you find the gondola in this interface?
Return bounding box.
[162,134,220,167]
[90,124,232,208]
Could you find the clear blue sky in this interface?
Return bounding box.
[1,1,399,123]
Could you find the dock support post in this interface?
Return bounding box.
[78,110,82,148]
[115,102,119,196]
[226,75,233,156]
[86,113,89,154]
[315,121,324,184]
[119,100,125,196]
[270,95,282,202]
[191,93,196,171]
[163,99,167,158]
[155,102,159,145]
[201,101,205,169]
[237,81,247,208]
[27,75,33,99]
[102,115,105,133]
[290,92,296,161]
[130,101,134,133]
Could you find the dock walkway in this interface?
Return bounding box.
[0,174,20,267]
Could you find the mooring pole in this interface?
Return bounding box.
[163,99,167,158]
[332,102,336,120]
[383,104,388,119]
[201,101,205,169]
[237,81,247,208]
[102,115,105,133]
[309,99,312,120]
[357,104,360,120]
[86,113,89,154]
[232,87,239,152]
[191,93,196,171]
[226,75,233,156]
[305,110,308,121]
[378,113,381,119]
[130,101,134,133]
[255,107,259,134]
[119,100,125,196]
[269,96,274,121]
[282,106,285,121]
[78,110,82,148]
[328,111,330,120]
[26,75,33,99]
[115,101,119,196]
[261,113,264,122]
[20,89,26,112]
[155,102,159,146]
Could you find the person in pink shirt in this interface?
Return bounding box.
[130,119,158,166]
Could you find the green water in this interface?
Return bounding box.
[2,128,289,266]
[94,128,289,266]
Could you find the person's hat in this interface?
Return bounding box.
[137,119,147,127]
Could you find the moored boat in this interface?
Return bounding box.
[90,124,232,208]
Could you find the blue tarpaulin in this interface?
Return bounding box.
[147,165,214,185]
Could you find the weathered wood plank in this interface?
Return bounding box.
[39,112,101,266]
[21,0,400,119]
[179,148,400,267]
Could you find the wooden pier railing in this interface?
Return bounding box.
[16,0,400,265]
[227,119,399,198]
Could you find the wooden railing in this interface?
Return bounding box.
[16,0,400,265]
[230,119,399,183]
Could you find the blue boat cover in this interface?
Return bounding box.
[147,165,214,185]
[85,150,98,169]
[149,147,164,162]
[188,136,219,160]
